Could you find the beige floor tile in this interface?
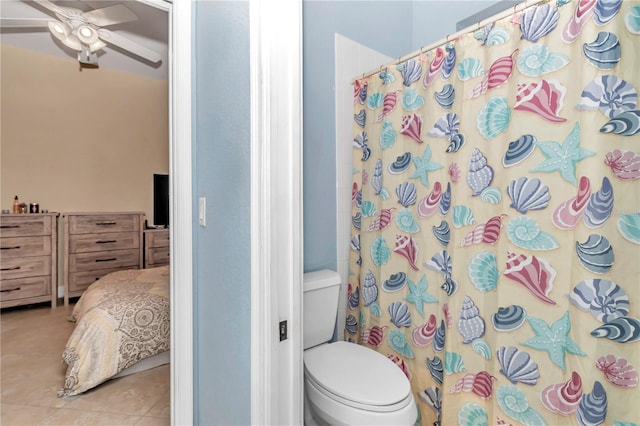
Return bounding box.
[135,416,171,426]
[37,408,141,426]
[0,403,58,426]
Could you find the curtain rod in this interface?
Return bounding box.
[353,0,550,82]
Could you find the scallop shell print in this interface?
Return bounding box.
[492,305,527,332]
[497,384,548,426]
[569,279,629,323]
[507,216,560,251]
[583,31,621,70]
[457,296,486,344]
[458,57,484,81]
[576,234,614,274]
[388,301,412,328]
[540,371,583,415]
[370,236,390,266]
[468,251,498,292]
[477,96,511,139]
[396,182,417,207]
[398,58,422,87]
[497,346,540,385]
[395,209,420,233]
[596,354,638,388]
[520,3,560,42]
[618,212,640,244]
[576,381,608,426]
[379,121,397,150]
[591,316,640,343]
[517,44,569,77]
[354,109,366,128]
[450,371,497,399]
[507,177,551,214]
[458,403,489,426]
[576,75,638,118]
[584,177,614,228]
[442,45,456,80]
[514,80,567,123]
[467,149,494,196]
[504,251,557,305]
[626,4,640,34]
[605,149,640,180]
[503,134,536,167]
[448,162,461,183]
[600,109,640,137]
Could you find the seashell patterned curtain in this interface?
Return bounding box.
[347,1,639,425]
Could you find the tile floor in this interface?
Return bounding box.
[1,302,169,426]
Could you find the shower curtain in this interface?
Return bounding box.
[347,1,639,425]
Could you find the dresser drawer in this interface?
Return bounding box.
[145,230,170,248]
[0,276,51,302]
[1,236,52,258]
[68,214,140,234]
[0,216,52,238]
[68,267,135,293]
[146,247,170,267]
[68,232,140,254]
[0,256,51,280]
[69,249,140,273]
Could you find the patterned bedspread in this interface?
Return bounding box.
[59,266,170,397]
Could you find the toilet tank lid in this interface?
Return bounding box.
[303,269,341,292]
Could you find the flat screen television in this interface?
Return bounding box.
[153,173,169,227]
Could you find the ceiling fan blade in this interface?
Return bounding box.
[0,17,52,28]
[97,28,162,64]
[84,4,138,27]
[31,0,72,19]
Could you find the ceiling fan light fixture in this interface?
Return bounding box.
[48,20,69,40]
[77,25,99,45]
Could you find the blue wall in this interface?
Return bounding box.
[193,2,251,425]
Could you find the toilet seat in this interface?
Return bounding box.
[304,341,413,412]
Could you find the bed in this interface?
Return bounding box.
[58,265,170,397]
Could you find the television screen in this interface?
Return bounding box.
[154,174,169,227]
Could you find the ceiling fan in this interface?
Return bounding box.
[1,0,162,66]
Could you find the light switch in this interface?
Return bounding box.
[199,197,206,227]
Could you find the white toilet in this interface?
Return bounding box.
[303,270,418,426]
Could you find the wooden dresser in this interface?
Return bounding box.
[63,212,144,306]
[144,229,170,268]
[0,213,59,309]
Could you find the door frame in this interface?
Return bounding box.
[170,0,303,424]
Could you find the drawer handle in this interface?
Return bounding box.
[96,240,117,244]
[1,266,21,271]
[0,246,21,250]
[0,225,20,229]
[95,257,117,262]
[0,287,21,293]
[95,221,117,226]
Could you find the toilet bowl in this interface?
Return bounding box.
[304,342,417,426]
[302,270,417,426]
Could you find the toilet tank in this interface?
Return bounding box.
[303,270,341,350]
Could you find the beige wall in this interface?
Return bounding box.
[1,44,168,224]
